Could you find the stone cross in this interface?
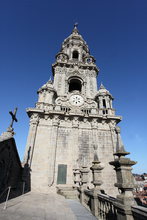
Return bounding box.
[9,107,18,129]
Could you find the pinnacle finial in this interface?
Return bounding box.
[74,22,78,28]
[93,144,100,162]
[72,22,79,34]
[99,83,105,89]
[47,77,52,85]
[114,126,129,157]
[94,151,99,162]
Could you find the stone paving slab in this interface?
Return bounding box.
[66,199,97,220]
[0,192,97,220]
[0,192,76,220]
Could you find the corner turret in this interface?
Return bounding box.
[95,83,115,115]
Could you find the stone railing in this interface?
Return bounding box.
[80,189,117,219]
[81,108,92,114]
[98,108,115,116]
[80,190,147,220]
[60,106,71,113]
[36,102,117,117]
[97,193,117,220]
[132,205,147,220]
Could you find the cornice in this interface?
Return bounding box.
[52,62,99,75]
[26,107,121,123]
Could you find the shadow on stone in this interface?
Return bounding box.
[0,138,31,204]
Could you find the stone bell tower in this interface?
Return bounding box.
[24,25,121,196]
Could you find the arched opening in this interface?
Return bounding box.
[102,99,106,108]
[72,50,79,60]
[69,78,82,92]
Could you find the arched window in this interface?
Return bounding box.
[72,50,79,60]
[69,78,82,92]
[102,99,106,108]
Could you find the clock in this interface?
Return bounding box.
[69,94,84,106]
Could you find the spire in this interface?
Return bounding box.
[72,22,79,34]
[97,83,113,98]
[48,76,53,84]
[99,83,106,90]
[114,126,129,157]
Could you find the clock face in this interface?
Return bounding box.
[69,95,84,106]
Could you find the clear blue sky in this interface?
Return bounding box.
[0,0,147,174]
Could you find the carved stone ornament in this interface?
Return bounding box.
[67,72,85,84]
[44,115,50,120]
[109,120,116,130]
[55,97,68,105]
[52,115,59,126]
[83,118,88,123]
[85,99,97,108]
[56,53,68,62]
[30,114,39,125]
[101,120,106,125]
[91,118,98,128]
[36,102,44,109]
[55,66,63,74]
[72,116,79,127]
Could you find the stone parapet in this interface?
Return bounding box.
[132,205,147,220]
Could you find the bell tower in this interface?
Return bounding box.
[53,24,98,99]
[24,25,122,196]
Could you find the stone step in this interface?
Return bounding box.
[57,186,79,199]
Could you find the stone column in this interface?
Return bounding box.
[105,96,110,108]
[90,152,103,191]
[45,91,53,104]
[80,165,89,204]
[48,115,59,187]
[38,91,44,103]
[81,165,89,187]
[109,127,137,220]
[24,113,39,167]
[110,99,113,108]
[90,152,104,218]
[99,96,103,109]
[73,168,81,187]
[23,113,40,191]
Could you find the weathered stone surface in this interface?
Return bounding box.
[0,192,97,220]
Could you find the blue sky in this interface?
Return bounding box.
[0,0,147,174]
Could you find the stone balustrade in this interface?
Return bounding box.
[80,190,147,220]
[36,102,116,116]
[97,193,117,220]
[131,205,147,220]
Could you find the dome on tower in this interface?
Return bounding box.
[53,24,98,74]
[38,79,55,93]
[61,23,89,54]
